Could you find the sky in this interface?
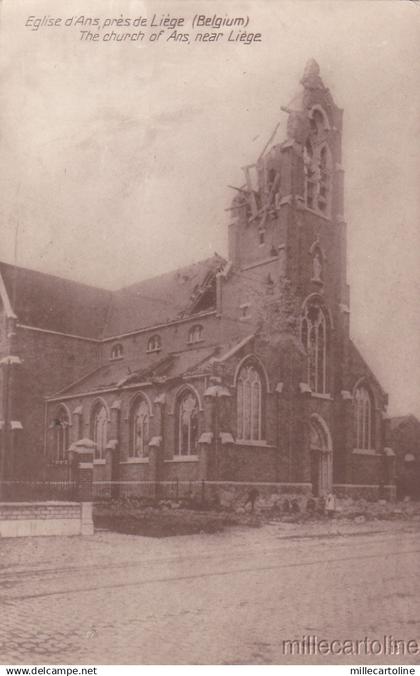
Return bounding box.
[0,0,419,417]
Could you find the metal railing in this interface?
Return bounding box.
[0,480,78,502]
[92,479,199,502]
[91,479,308,507]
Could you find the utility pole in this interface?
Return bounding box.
[0,358,10,500]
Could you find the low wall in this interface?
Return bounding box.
[0,501,94,538]
[210,481,397,511]
[210,481,313,511]
[91,479,396,507]
[333,484,396,501]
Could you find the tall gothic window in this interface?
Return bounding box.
[176,389,199,456]
[53,406,69,462]
[130,396,150,458]
[317,145,332,214]
[304,141,316,210]
[92,404,108,460]
[301,301,328,394]
[303,110,332,216]
[354,386,374,450]
[237,362,263,442]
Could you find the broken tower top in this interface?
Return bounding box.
[301,58,325,90]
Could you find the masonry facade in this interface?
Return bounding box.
[390,415,420,499]
[0,61,395,500]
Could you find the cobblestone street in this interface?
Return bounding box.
[0,520,419,664]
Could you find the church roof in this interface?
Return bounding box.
[0,261,111,339]
[52,344,219,397]
[390,414,420,430]
[0,254,226,340]
[102,254,226,338]
[348,339,388,400]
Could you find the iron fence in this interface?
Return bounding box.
[92,479,198,502]
[0,480,78,502]
[91,479,305,506]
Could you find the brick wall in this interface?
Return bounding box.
[101,313,225,364]
[0,502,80,520]
[12,327,99,479]
[0,501,93,537]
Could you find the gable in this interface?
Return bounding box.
[0,262,111,339]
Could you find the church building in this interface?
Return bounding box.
[0,61,395,500]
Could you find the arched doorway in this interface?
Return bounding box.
[310,415,333,496]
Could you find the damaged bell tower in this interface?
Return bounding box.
[228,58,348,314]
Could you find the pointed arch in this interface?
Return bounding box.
[300,293,334,329]
[170,383,203,415]
[308,105,331,133]
[300,296,331,394]
[89,397,111,422]
[90,398,109,460]
[309,413,332,451]
[233,353,270,393]
[129,393,151,458]
[235,356,267,442]
[317,143,332,214]
[303,140,316,211]
[304,107,333,217]
[174,386,200,456]
[126,390,154,420]
[353,379,375,450]
[52,404,71,462]
[309,413,333,497]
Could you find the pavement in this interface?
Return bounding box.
[0,518,419,665]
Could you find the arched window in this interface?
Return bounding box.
[317,145,332,214]
[354,386,374,450]
[130,396,150,458]
[301,301,328,394]
[310,109,326,138]
[188,325,203,344]
[304,141,316,210]
[310,417,329,451]
[147,335,161,353]
[53,406,69,462]
[303,127,332,217]
[176,389,199,456]
[237,362,263,441]
[309,415,333,497]
[110,343,123,360]
[91,404,108,459]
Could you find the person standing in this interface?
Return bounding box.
[325,492,336,518]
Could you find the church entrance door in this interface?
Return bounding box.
[310,415,333,497]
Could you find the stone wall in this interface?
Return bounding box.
[333,483,396,501]
[0,501,93,537]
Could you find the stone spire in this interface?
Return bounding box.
[303,58,320,79]
[301,58,325,90]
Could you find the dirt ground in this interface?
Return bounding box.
[0,516,419,664]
